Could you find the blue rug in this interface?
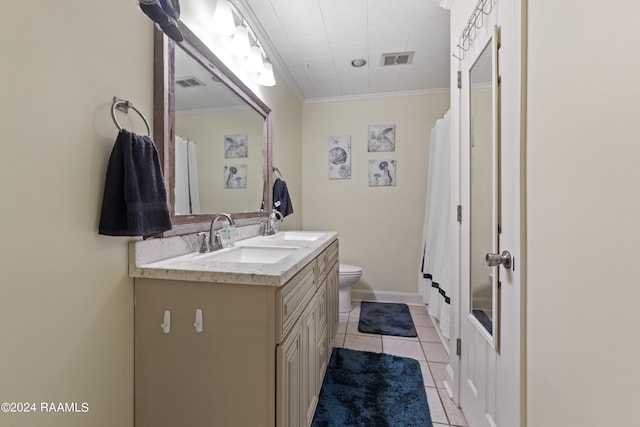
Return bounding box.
[358,301,417,337]
[312,348,432,427]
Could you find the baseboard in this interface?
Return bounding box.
[351,289,424,306]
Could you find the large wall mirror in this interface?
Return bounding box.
[154,23,272,236]
[468,27,500,349]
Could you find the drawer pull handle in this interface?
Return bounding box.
[161,310,171,334]
[194,308,203,333]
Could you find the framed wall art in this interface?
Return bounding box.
[368,160,396,186]
[224,133,248,158]
[223,165,247,188]
[328,135,351,179]
[368,124,396,152]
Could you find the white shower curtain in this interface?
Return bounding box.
[187,139,201,213]
[174,135,201,215]
[419,110,453,339]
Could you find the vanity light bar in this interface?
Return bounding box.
[211,0,275,86]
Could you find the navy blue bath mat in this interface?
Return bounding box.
[358,301,417,337]
[311,348,432,427]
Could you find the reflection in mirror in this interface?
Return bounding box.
[154,24,272,236]
[469,34,498,345]
[174,46,265,215]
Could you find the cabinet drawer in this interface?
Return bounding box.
[276,262,316,343]
[317,255,327,281]
[317,240,339,280]
[325,240,339,268]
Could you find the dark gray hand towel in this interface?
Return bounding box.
[99,129,172,238]
[273,178,294,217]
[139,0,183,42]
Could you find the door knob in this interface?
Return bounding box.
[485,251,512,269]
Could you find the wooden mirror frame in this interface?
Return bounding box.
[154,23,272,236]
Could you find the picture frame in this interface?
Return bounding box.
[328,135,351,179]
[223,165,247,188]
[368,124,396,152]
[368,160,396,186]
[224,133,248,158]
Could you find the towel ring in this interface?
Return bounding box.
[111,97,151,137]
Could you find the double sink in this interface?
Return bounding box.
[198,231,325,264]
[130,230,337,287]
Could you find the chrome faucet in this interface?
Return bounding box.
[199,213,235,253]
[263,210,283,236]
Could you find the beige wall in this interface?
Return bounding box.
[261,81,304,231]
[527,1,640,425]
[181,5,304,230]
[301,93,450,295]
[176,110,264,213]
[0,1,303,427]
[0,1,153,426]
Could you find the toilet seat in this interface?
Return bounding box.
[339,263,362,274]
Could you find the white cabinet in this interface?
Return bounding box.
[134,239,338,427]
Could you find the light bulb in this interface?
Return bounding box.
[246,45,264,73]
[257,62,276,86]
[211,0,236,36]
[231,24,251,56]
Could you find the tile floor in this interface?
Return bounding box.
[333,301,468,427]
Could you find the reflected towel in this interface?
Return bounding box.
[99,129,171,238]
[273,178,293,217]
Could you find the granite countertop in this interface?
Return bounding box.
[129,231,338,287]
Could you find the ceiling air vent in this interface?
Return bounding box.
[175,77,206,88]
[381,51,415,66]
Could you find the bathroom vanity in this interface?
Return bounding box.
[130,231,338,427]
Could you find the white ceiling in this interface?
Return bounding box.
[241,0,451,100]
[174,46,250,112]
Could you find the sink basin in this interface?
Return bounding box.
[270,231,324,241]
[204,245,299,264]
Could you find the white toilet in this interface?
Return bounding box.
[339,263,362,312]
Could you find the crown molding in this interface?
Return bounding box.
[304,87,450,105]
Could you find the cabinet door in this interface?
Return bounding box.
[277,321,303,427]
[316,281,329,383]
[317,325,328,388]
[327,262,340,345]
[278,293,321,427]
[135,279,274,427]
[317,280,328,335]
[302,295,319,427]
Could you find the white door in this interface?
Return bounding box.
[457,1,523,426]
